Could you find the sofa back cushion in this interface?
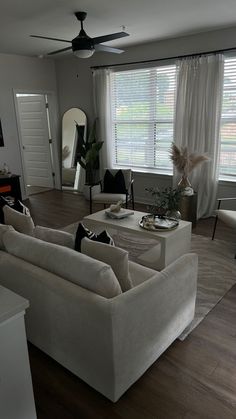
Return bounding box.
[0,196,30,223]
[3,205,35,236]
[34,225,74,249]
[3,230,122,298]
[81,237,133,292]
[0,224,15,250]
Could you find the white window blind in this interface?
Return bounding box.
[110,65,177,173]
[220,57,236,180]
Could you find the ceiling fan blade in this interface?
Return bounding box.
[92,31,129,45]
[31,35,71,43]
[47,46,72,56]
[95,44,124,54]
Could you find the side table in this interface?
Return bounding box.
[179,192,197,227]
[0,285,37,419]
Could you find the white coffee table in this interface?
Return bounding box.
[83,209,192,270]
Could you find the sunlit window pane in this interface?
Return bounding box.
[110,65,177,173]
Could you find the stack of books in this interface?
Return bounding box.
[105,208,134,219]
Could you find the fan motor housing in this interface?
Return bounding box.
[72,37,94,52]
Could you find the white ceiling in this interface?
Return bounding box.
[1,0,236,57]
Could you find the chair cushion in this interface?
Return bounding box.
[74,222,114,252]
[3,229,122,299]
[34,225,74,249]
[3,205,35,236]
[103,169,126,194]
[81,237,133,292]
[218,210,236,229]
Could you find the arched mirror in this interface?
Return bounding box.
[61,108,87,190]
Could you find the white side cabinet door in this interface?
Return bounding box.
[0,313,37,419]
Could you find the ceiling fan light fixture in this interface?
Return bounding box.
[31,11,129,57]
[73,49,95,58]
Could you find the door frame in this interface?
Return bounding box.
[13,88,61,198]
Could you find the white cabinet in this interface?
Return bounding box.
[0,286,37,419]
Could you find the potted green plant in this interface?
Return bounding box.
[146,186,182,219]
[75,118,104,185]
[162,187,182,219]
[146,187,168,216]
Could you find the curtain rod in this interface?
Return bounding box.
[90,46,236,70]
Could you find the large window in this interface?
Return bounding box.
[219,57,236,180]
[110,57,236,180]
[110,65,176,173]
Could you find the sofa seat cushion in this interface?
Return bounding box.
[128,260,160,286]
[34,225,74,249]
[81,237,133,292]
[3,230,122,298]
[3,205,35,236]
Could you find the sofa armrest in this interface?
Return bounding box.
[110,253,198,400]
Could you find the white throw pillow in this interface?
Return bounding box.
[3,205,35,236]
[81,237,133,292]
[0,224,15,250]
[3,230,122,299]
[34,225,74,249]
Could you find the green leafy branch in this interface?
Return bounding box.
[146,186,182,213]
[75,118,104,171]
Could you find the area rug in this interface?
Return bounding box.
[63,222,236,339]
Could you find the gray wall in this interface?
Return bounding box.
[0,53,59,198]
[55,26,236,211]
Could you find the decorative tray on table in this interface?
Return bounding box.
[139,215,179,231]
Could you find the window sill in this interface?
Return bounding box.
[218,178,236,186]
[112,165,173,178]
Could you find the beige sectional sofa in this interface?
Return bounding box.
[0,225,198,402]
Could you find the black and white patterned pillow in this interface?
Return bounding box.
[74,223,114,252]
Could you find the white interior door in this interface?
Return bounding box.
[17,95,54,188]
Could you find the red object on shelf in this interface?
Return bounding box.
[0,185,11,193]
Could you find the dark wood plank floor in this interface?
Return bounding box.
[25,190,236,419]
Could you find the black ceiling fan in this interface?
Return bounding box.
[31,11,129,58]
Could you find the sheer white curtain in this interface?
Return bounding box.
[93,68,113,176]
[174,54,224,218]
